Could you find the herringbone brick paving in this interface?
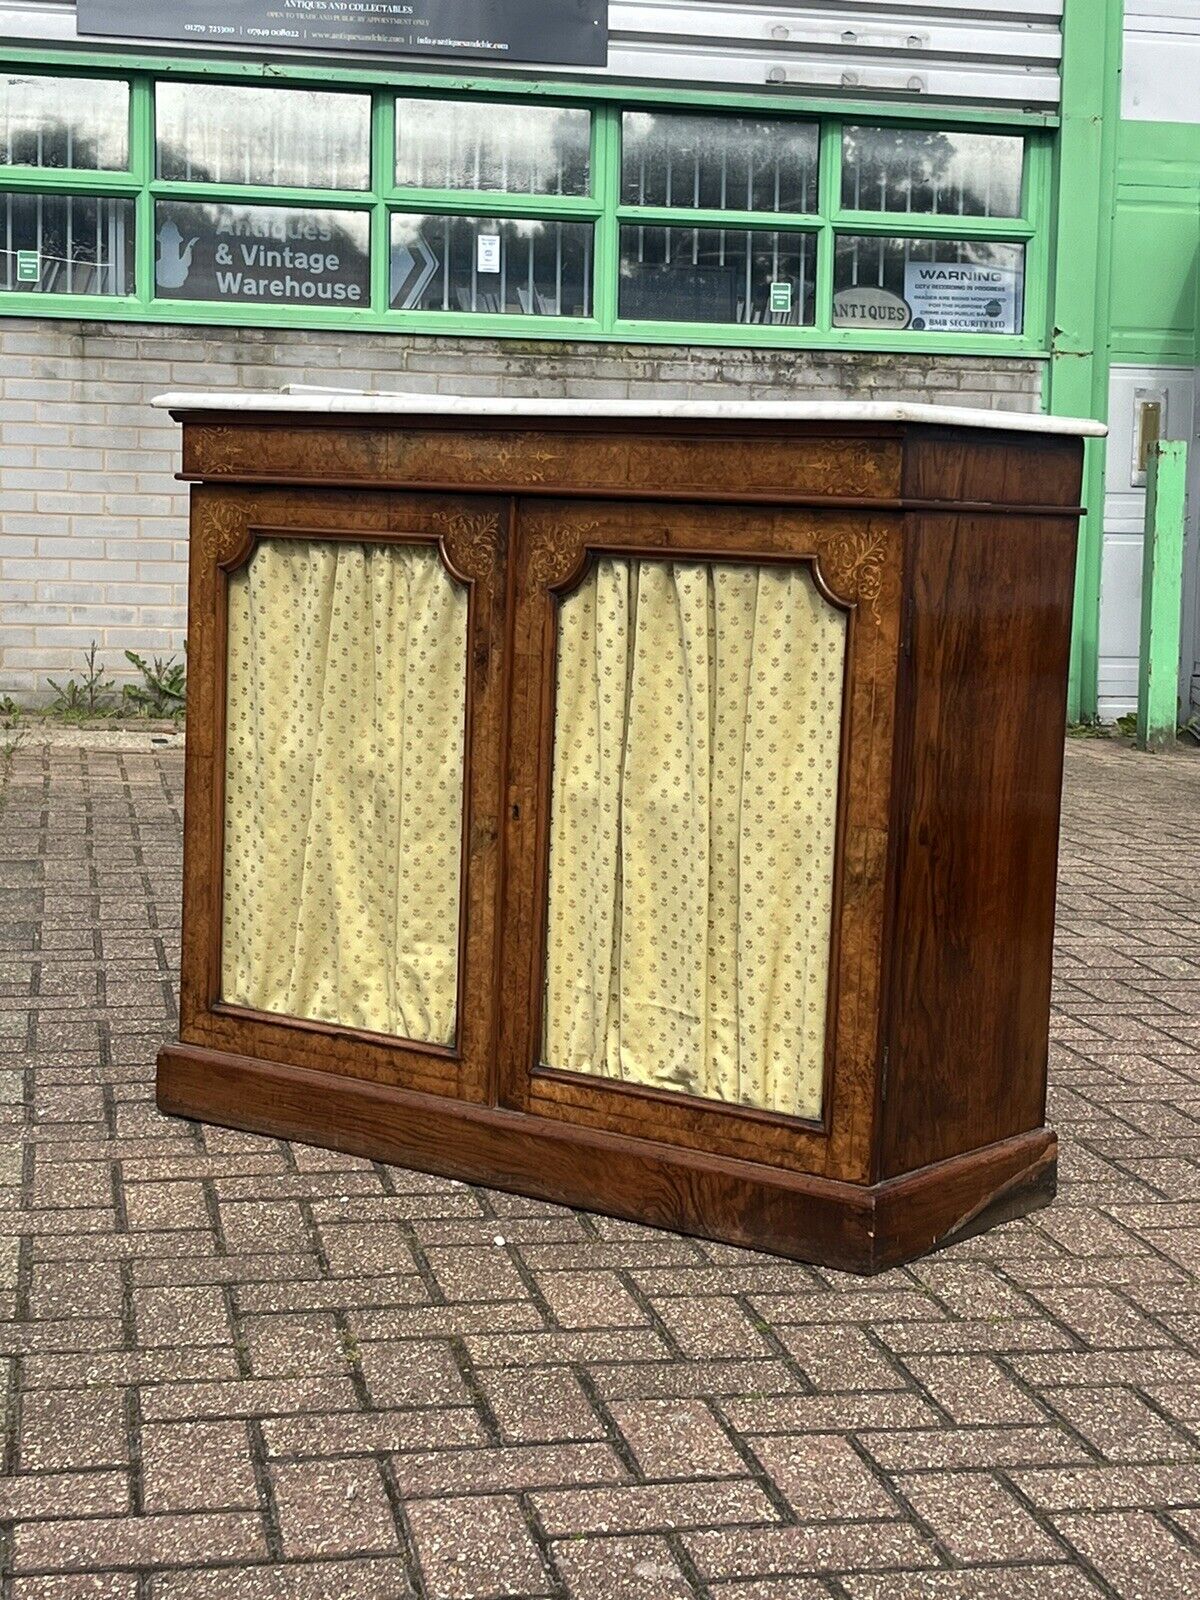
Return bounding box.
[1,737,1198,1598]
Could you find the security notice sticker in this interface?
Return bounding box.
[903,263,1020,335]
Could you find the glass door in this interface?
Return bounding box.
[498,495,902,1183]
[178,486,507,1105]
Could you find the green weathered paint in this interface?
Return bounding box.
[1047,0,1126,722]
[1071,103,1200,722]
[1137,440,1188,749]
[1111,120,1200,366]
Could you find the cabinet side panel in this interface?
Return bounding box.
[903,428,1085,509]
[881,505,1079,1178]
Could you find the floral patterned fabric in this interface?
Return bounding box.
[542,557,844,1119]
[221,539,467,1044]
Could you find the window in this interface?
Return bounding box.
[830,124,1028,336]
[155,201,370,307]
[617,110,819,328]
[390,96,594,321]
[833,237,1025,335]
[620,225,814,326]
[156,83,371,190]
[1,191,134,294]
[621,111,818,213]
[391,214,591,317]
[1,73,128,170]
[150,82,373,313]
[395,98,589,196]
[0,68,1043,347]
[841,127,1023,219]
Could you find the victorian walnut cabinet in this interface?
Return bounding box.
[154,393,1102,1273]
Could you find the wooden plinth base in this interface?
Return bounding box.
[157,1044,1056,1274]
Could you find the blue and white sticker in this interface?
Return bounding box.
[903,263,1020,334]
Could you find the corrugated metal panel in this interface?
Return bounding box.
[610,3,1061,105]
[1123,3,1200,124]
[2,1,1063,108]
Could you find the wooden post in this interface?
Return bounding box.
[1136,440,1188,751]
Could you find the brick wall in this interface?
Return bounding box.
[0,317,1044,701]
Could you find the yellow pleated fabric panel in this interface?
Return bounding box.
[221,539,467,1044]
[543,557,845,1120]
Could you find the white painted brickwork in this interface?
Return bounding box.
[0,318,1042,701]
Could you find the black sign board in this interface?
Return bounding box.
[154,202,372,308]
[77,1,607,68]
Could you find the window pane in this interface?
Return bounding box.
[156,83,371,189]
[620,225,815,326]
[1,74,128,170]
[833,236,1025,335]
[841,127,1023,219]
[154,201,370,307]
[1,192,134,294]
[391,214,592,316]
[395,98,590,195]
[621,111,818,213]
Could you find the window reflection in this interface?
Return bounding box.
[1,192,135,294]
[395,98,590,196]
[156,83,371,190]
[841,127,1023,219]
[620,225,815,326]
[391,214,592,316]
[622,111,818,214]
[1,74,128,170]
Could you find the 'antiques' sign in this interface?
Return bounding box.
[77,1,608,68]
[832,286,911,330]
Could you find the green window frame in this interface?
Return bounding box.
[0,53,1054,356]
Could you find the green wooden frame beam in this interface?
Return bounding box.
[1137,440,1188,750]
[0,45,1062,126]
[1046,0,1125,722]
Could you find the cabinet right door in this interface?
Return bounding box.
[498,496,904,1185]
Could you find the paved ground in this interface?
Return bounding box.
[1,737,1199,1599]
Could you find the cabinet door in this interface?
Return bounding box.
[499,498,902,1183]
[179,485,507,1104]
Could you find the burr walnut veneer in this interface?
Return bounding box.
[154,394,1101,1273]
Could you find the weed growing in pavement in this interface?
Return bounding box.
[122,648,187,720]
[46,641,117,721]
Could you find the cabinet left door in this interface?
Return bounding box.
[178,484,508,1105]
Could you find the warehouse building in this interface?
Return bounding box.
[0,2,1194,722]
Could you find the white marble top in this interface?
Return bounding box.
[152,388,1107,438]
